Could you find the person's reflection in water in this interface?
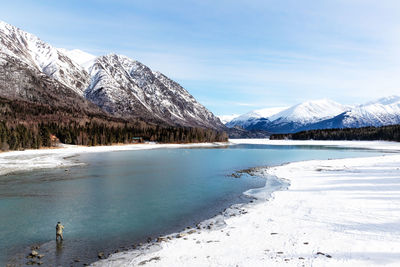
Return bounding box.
[56,240,63,254]
[55,239,64,266]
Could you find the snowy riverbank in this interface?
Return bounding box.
[230,138,400,151]
[0,142,228,176]
[2,139,399,177]
[91,140,400,267]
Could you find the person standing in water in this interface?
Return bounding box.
[56,222,64,241]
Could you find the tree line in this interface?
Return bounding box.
[269,125,400,142]
[0,121,228,151]
[0,97,227,151]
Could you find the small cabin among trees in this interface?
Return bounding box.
[50,134,60,146]
[131,137,144,143]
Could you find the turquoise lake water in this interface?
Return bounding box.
[0,144,385,266]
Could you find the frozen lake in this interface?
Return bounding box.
[0,144,385,266]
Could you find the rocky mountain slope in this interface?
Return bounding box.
[86,54,223,129]
[0,21,89,96]
[0,51,110,126]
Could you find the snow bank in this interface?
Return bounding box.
[230,138,400,152]
[0,142,228,176]
[92,140,400,267]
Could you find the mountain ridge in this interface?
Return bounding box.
[0,20,225,131]
[225,97,400,134]
[0,21,90,96]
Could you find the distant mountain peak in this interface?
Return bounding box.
[226,106,287,128]
[268,99,349,124]
[218,114,240,124]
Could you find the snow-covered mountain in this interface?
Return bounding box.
[343,96,400,127]
[226,107,287,128]
[86,54,223,129]
[259,99,349,133]
[226,97,400,133]
[226,99,349,133]
[268,99,348,124]
[0,46,106,118]
[0,21,90,95]
[218,114,239,124]
[0,20,224,130]
[305,96,400,130]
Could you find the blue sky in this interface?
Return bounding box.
[1,0,400,116]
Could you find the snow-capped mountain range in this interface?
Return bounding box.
[224,97,400,133]
[0,21,224,130]
[2,20,398,135]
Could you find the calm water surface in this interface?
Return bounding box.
[0,144,385,266]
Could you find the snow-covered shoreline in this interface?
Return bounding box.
[0,142,229,176]
[230,138,400,151]
[2,139,399,177]
[91,139,400,267]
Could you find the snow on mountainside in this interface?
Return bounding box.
[230,97,400,133]
[226,107,287,128]
[0,50,107,119]
[0,21,89,95]
[58,48,96,70]
[268,99,348,124]
[363,95,400,106]
[343,96,400,127]
[86,54,224,129]
[218,114,239,124]
[306,95,400,130]
[226,99,349,133]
